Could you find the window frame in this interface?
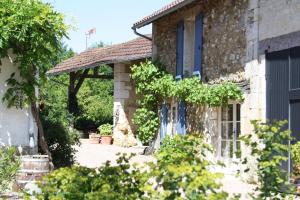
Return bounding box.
[217,102,241,162]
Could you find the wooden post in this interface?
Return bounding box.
[68,72,78,114]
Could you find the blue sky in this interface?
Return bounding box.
[43,0,173,53]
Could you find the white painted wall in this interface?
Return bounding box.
[259,0,300,40]
[0,54,38,151]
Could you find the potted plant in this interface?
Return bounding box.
[98,124,113,145]
[89,130,100,144]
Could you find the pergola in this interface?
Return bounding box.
[47,37,152,114]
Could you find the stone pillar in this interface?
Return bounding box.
[113,63,137,147]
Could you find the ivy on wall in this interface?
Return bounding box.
[131,61,244,144]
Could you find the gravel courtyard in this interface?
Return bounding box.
[74,139,155,168]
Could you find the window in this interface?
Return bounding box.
[218,103,241,160]
[176,14,203,80]
[183,18,195,77]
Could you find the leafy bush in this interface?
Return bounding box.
[241,120,294,199]
[75,78,113,130]
[146,135,228,199]
[132,108,159,144]
[292,142,300,176]
[34,135,228,200]
[98,124,113,136]
[0,147,20,192]
[33,154,146,200]
[42,118,80,168]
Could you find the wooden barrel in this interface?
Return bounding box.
[14,155,50,191]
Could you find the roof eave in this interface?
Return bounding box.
[47,55,152,76]
[133,0,196,29]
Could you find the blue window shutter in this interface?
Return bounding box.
[160,104,168,142]
[176,21,184,80]
[176,101,186,135]
[194,14,203,79]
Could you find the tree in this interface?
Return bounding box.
[0,0,68,168]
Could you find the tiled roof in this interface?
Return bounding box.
[47,36,152,75]
[133,0,196,29]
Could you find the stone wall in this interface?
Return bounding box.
[153,0,248,81]
[153,0,249,154]
[113,62,138,147]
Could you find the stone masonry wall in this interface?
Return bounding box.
[153,0,248,148]
[113,63,138,147]
[153,0,248,81]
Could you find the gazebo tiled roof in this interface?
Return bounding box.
[48,36,152,75]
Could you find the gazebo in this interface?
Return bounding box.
[47,36,152,146]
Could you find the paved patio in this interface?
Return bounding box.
[74,139,155,168]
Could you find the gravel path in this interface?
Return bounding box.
[74,139,155,168]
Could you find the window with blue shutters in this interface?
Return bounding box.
[193,14,203,79]
[176,101,186,135]
[176,20,184,80]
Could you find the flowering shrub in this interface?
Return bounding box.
[241,120,295,199]
[32,135,228,199]
[146,135,228,199]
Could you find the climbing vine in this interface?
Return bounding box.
[0,0,68,166]
[131,60,244,144]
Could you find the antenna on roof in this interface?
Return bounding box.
[85,28,96,50]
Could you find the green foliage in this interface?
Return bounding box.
[0,0,68,107]
[32,135,228,200]
[98,123,113,136]
[146,135,228,200]
[42,118,80,168]
[33,166,96,199]
[0,147,20,192]
[291,142,300,176]
[75,78,113,130]
[39,44,80,168]
[130,60,244,144]
[132,108,159,144]
[241,120,294,199]
[32,154,147,200]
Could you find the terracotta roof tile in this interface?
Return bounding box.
[133,0,196,29]
[48,36,152,75]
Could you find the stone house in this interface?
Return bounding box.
[0,52,38,153]
[132,0,300,172]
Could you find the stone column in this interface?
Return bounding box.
[113,63,137,147]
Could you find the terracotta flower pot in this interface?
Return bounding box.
[89,134,100,144]
[100,135,112,145]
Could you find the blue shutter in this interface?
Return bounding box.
[176,101,186,135]
[160,104,168,142]
[193,14,203,79]
[176,21,184,80]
